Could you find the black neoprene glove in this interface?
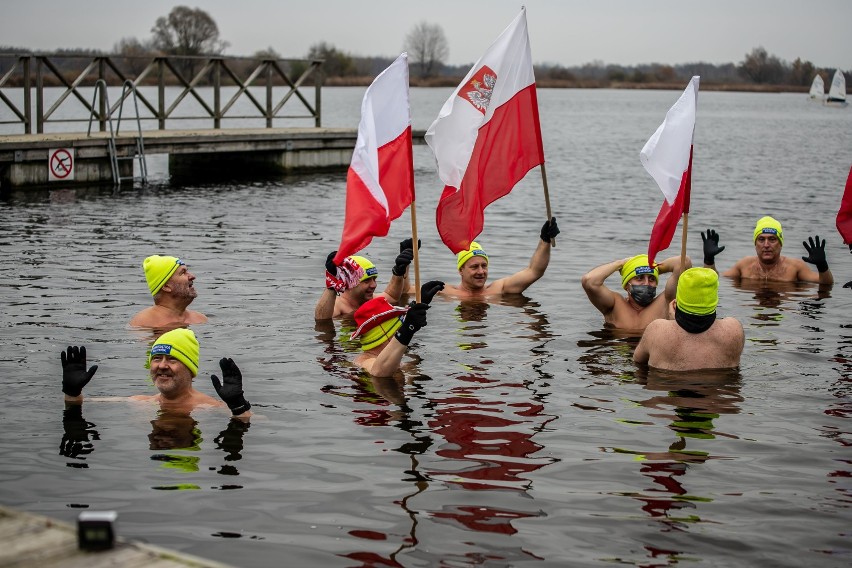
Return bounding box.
[802,235,829,273]
[325,251,338,277]
[392,248,414,276]
[395,302,429,346]
[211,358,251,416]
[61,346,98,397]
[420,280,445,304]
[540,217,560,242]
[844,281,852,289]
[701,229,725,265]
[399,238,421,253]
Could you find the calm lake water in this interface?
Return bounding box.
[1,86,851,567]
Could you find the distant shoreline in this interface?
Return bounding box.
[329,76,805,93]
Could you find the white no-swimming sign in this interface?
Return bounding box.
[48,148,75,181]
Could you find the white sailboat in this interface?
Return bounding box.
[825,69,848,107]
[808,74,824,100]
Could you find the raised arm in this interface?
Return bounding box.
[61,346,98,404]
[701,229,725,273]
[658,254,692,302]
[366,281,443,377]
[801,235,834,285]
[581,257,628,315]
[500,218,559,294]
[211,358,252,419]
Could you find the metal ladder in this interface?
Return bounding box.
[87,79,148,185]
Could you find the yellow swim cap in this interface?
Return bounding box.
[350,297,409,350]
[753,216,783,245]
[350,256,378,282]
[456,242,489,270]
[149,328,200,377]
[620,254,659,289]
[676,267,718,316]
[143,255,185,296]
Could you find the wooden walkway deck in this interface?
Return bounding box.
[0,505,234,568]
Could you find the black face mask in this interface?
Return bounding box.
[629,285,657,307]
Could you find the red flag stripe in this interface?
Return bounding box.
[436,85,544,253]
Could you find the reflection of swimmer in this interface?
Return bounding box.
[61,329,252,418]
[315,239,416,320]
[634,268,744,371]
[129,255,208,329]
[420,218,559,299]
[582,253,691,331]
[350,281,444,377]
[148,409,202,450]
[703,216,834,285]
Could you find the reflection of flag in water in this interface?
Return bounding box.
[640,76,699,266]
[836,165,852,245]
[334,53,414,264]
[425,7,544,253]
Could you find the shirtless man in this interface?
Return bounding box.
[436,218,559,299]
[350,281,443,377]
[634,267,744,370]
[61,328,251,418]
[582,253,691,331]
[314,239,415,320]
[702,216,833,285]
[129,255,207,328]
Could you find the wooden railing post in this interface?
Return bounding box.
[213,58,221,129]
[36,57,44,133]
[22,56,31,134]
[157,58,165,129]
[266,60,273,128]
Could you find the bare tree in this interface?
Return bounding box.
[151,6,228,77]
[404,21,449,79]
[738,46,785,84]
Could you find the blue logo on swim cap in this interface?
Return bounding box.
[151,344,172,355]
[635,266,654,275]
[472,250,487,257]
[761,228,778,235]
[365,266,378,278]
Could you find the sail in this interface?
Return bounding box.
[809,74,824,98]
[827,69,847,102]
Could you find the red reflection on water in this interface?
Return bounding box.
[427,374,556,492]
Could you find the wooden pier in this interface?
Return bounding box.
[0,504,234,568]
[0,127,360,189]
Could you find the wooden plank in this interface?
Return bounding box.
[0,505,234,568]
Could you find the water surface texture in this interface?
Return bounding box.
[1,88,851,567]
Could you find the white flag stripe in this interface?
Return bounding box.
[425,8,534,189]
[350,53,411,214]
[639,76,699,205]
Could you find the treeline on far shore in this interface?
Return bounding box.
[0,46,844,94]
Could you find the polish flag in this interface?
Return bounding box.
[425,7,544,254]
[836,165,852,245]
[334,53,414,264]
[640,76,699,266]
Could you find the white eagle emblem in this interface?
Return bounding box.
[460,65,497,114]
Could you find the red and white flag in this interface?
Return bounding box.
[836,165,852,245]
[640,76,700,266]
[334,53,414,264]
[425,7,544,253]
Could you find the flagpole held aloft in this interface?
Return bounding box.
[410,200,421,303]
[540,162,555,246]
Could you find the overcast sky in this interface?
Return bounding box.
[2,0,850,70]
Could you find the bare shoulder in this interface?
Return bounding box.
[128,307,156,327]
[186,310,208,324]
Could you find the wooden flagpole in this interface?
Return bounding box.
[410,200,421,303]
[680,212,688,268]
[540,162,555,246]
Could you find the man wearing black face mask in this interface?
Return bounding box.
[581,253,691,331]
